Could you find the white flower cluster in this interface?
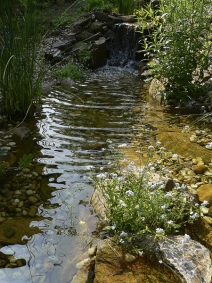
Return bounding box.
[156,228,164,234]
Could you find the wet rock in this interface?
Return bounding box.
[13,126,30,140]
[91,37,107,69]
[41,82,53,94]
[4,228,15,238]
[158,235,212,283]
[89,22,105,34]
[28,196,38,204]
[27,206,37,217]
[0,217,6,223]
[125,253,136,263]
[90,189,107,224]
[72,257,95,283]
[0,260,7,267]
[196,184,212,206]
[192,164,207,174]
[16,258,26,267]
[60,78,75,88]
[149,78,165,103]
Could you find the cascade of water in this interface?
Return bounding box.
[108,23,143,67]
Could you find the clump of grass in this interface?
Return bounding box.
[0,0,43,117]
[53,61,88,81]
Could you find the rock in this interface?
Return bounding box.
[157,235,212,283]
[41,82,53,94]
[13,126,30,140]
[88,246,97,256]
[89,22,105,34]
[27,206,37,217]
[125,253,136,263]
[196,184,212,206]
[28,196,38,204]
[0,217,6,223]
[192,164,207,174]
[60,78,75,88]
[52,40,76,52]
[45,49,63,65]
[4,228,15,238]
[71,257,95,283]
[91,37,107,69]
[94,239,182,283]
[16,258,26,267]
[149,78,165,103]
[90,189,107,224]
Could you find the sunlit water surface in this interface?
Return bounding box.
[0,67,146,283]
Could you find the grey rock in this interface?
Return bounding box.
[157,235,212,283]
[13,126,30,139]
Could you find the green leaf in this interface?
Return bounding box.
[18,153,33,168]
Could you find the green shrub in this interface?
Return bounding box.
[140,0,212,103]
[53,61,87,81]
[91,143,204,254]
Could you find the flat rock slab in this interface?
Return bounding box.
[158,235,212,283]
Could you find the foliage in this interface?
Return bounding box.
[78,49,92,66]
[0,0,43,117]
[117,0,136,14]
[53,61,87,81]
[0,153,33,177]
[0,162,8,176]
[18,153,33,168]
[91,143,206,254]
[139,0,212,103]
[82,0,114,12]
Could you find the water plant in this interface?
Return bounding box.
[139,0,212,103]
[18,153,33,168]
[0,0,43,117]
[91,143,206,254]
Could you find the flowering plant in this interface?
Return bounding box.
[91,143,205,253]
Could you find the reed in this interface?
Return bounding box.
[0,0,43,117]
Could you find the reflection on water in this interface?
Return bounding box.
[0,68,145,283]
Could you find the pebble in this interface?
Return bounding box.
[4,228,15,238]
[26,190,34,196]
[193,164,208,174]
[28,196,38,204]
[125,253,136,263]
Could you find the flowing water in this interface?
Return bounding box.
[0,67,146,283]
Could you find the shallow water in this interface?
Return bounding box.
[0,67,146,283]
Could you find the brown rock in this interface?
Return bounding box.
[197,184,212,206]
[4,228,15,238]
[193,164,208,174]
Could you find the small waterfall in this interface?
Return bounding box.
[108,23,143,67]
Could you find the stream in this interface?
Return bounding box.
[0,67,146,283]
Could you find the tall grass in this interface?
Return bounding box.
[0,0,43,117]
[117,0,136,14]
